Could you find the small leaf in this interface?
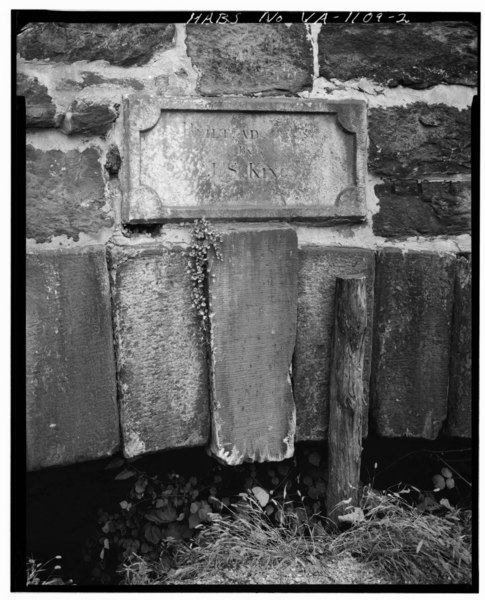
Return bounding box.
[135,478,147,494]
[189,513,201,529]
[445,478,455,489]
[177,513,185,521]
[251,486,270,507]
[416,540,424,554]
[265,504,275,516]
[103,538,110,550]
[338,507,365,525]
[144,523,161,545]
[119,500,130,510]
[432,474,446,491]
[140,542,152,555]
[198,501,211,521]
[440,498,452,509]
[441,467,453,479]
[303,475,313,487]
[190,502,200,514]
[308,486,319,500]
[115,468,136,481]
[145,506,177,524]
[104,456,125,470]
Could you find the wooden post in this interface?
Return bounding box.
[326,275,367,528]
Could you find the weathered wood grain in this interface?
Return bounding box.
[207,224,298,465]
[326,276,367,527]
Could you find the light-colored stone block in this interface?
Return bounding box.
[207,224,298,464]
[109,239,210,457]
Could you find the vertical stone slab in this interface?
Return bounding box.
[208,225,298,464]
[445,254,472,437]
[26,246,119,470]
[371,248,456,439]
[109,240,210,458]
[293,247,375,441]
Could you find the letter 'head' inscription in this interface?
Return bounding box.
[122,96,367,224]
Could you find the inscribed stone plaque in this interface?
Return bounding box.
[122,96,367,223]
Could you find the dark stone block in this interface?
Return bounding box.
[59,100,119,136]
[17,22,175,66]
[80,72,145,90]
[373,180,471,238]
[318,22,477,88]
[105,144,122,178]
[293,246,375,441]
[445,255,472,437]
[369,104,472,178]
[26,246,119,470]
[186,23,313,95]
[26,145,113,242]
[371,248,456,439]
[109,240,210,458]
[17,73,57,128]
[207,225,298,464]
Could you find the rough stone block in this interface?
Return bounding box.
[59,100,119,137]
[109,241,210,458]
[369,104,471,178]
[208,225,298,464]
[26,246,119,470]
[17,73,56,128]
[445,255,472,437]
[80,72,145,91]
[186,23,312,95]
[319,22,477,88]
[373,180,471,238]
[17,22,175,66]
[26,145,113,242]
[293,247,375,441]
[371,248,456,439]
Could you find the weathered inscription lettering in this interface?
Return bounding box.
[123,96,367,223]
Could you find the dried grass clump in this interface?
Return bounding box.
[122,495,332,585]
[120,489,472,586]
[329,488,472,585]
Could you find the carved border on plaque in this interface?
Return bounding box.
[122,95,367,224]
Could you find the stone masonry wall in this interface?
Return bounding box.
[19,18,476,469]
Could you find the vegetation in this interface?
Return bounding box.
[186,217,223,345]
[26,556,74,586]
[118,488,472,586]
[27,444,473,587]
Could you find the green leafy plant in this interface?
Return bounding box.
[186,217,223,344]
